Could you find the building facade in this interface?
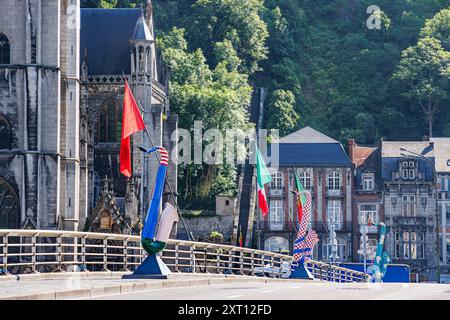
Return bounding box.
[256,127,354,262]
[348,140,384,262]
[0,1,177,233]
[381,141,437,282]
[432,138,450,283]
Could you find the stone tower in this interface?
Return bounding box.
[129,6,163,216]
[0,0,85,230]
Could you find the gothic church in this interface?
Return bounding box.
[0,0,177,233]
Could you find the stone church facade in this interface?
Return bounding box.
[0,0,177,233]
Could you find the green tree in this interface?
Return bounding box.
[392,37,450,137]
[159,28,253,208]
[185,0,269,75]
[264,89,299,136]
[420,7,450,50]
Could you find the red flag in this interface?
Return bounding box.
[239,227,243,247]
[119,80,146,178]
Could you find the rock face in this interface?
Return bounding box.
[0,1,177,232]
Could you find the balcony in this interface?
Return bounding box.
[326,187,343,197]
[268,188,284,197]
[310,222,353,233]
[392,216,428,226]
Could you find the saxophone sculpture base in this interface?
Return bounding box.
[122,147,178,280]
[289,261,314,280]
[122,254,171,279]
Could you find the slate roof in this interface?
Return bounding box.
[381,141,435,181]
[131,14,153,41]
[275,126,338,144]
[430,138,450,173]
[269,127,352,167]
[381,141,434,158]
[80,8,141,75]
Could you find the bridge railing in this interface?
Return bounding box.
[0,230,368,283]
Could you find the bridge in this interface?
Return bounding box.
[0,230,448,300]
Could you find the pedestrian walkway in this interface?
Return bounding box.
[0,272,298,300]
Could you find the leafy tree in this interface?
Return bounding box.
[420,7,450,50]
[264,90,299,137]
[185,0,269,75]
[392,37,450,137]
[158,28,253,208]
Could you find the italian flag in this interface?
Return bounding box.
[294,171,306,225]
[256,147,272,217]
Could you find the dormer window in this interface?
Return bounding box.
[401,160,416,180]
[362,173,374,191]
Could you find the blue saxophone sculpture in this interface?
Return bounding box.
[123,146,178,279]
[367,221,390,282]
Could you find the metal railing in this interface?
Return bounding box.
[0,230,368,282]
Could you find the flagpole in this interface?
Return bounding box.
[121,72,193,241]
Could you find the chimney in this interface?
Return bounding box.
[348,139,355,162]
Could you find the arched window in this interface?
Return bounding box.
[0,178,20,229]
[0,33,10,64]
[97,99,122,143]
[298,170,312,190]
[0,115,11,149]
[264,236,289,253]
[327,171,341,190]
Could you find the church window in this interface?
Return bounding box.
[0,33,10,64]
[0,178,20,229]
[0,115,11,149]
[97,99,122,143]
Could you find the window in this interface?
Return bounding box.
[446,205,450,227]
[411,243,417,259]
[0,178,20,229]
[0,115,11,149]
[395,243,401,259]
[396,231,425,260]
[327,200,343,228]
[328,171,341,190]
[403,243,410,259]
[298,171,311,190]
[402,169,409,180]
[322,237,349,262]
[269,200,283,231]
[97,99,122,143]
[270,172,283,193]
[0,33,10,64]
[359,204,378,225]
[264,237,289,253]
[403,232,409,242]
[362,173,374,191]
[402,195,416,216]
[409,169,415,179]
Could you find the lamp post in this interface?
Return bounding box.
[400,147,441,283]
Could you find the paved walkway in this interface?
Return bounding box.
[0,272,295,300]
[96,280,450,300]
[1,273,449,300]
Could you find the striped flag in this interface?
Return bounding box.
[256,147,272,216]
[292,190,319,262]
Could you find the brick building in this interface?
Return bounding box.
[256,127,354,261]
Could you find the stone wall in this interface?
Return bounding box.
[182,213,234,243]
